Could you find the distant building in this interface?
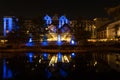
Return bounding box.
[70,18,96,39]
[97,20,120,40]
[93,17,111,29]
[23,20,35,32]
[2,16,19,37]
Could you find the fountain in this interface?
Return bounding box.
[42,15,73,46]
[56,34,62,46]
[26,34,34,47]
[26,37,34,47]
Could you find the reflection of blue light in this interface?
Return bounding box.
[27,53,33,63]
[7,69,12,78]
[43,53,48,60]
[45,68,52,79]
[3,59,13,79]
[41,41,48,46]
[26,42,34,47]
[58,52,62,62]
[71,53,76,58]
[3,59,7,78]
[60,68,67,78]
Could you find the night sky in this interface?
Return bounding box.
[0,0,120,19]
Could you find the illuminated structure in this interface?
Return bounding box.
[3,17,12,37]
[48,52,72,67]
[44,15,52,26]
[43,14,74,44]
[58,15,69,29]
[3,16,19,37]
[26,34,34,46]
[97,20,120,40]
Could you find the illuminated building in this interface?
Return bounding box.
[42,14,73,44]
[3,16,19,37]
[97,20,120,40]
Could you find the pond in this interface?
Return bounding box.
[0,51,120,80]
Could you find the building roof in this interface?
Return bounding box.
[97,19,119,31]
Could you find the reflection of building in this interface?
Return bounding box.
[93,53,120,72]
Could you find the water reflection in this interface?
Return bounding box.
[27,52,34,63]
[3,59,13,79]
[1,52,120,79]
[42,53,48,60]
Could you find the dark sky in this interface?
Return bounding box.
[0,0,120,19]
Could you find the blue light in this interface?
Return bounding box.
[7,69,12,78]
[60,68,67,78]
[59,15,69,28]
[44,15,52,25]
[27,52,34,63]
[3,59,7,78]
[45,68,52,79]
[41,35,48,46]
[58,52,62,62]
[3,17,13,37]
[57,34,62,46]
[26,42,34,47]
[29,37,32,43]
[42,53,48,60]
[8,18,12,32]
[71,40,75,44]
[71,53,76,58]
[26,37,34,47]
[3,18,6,37]
[70,39,76,46]
[3,59,13,79]
[41,41,48,46]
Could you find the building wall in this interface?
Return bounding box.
[97,20,120,39]
[93,52,120,72]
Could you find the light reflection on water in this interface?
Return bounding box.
[1,52,120,79]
